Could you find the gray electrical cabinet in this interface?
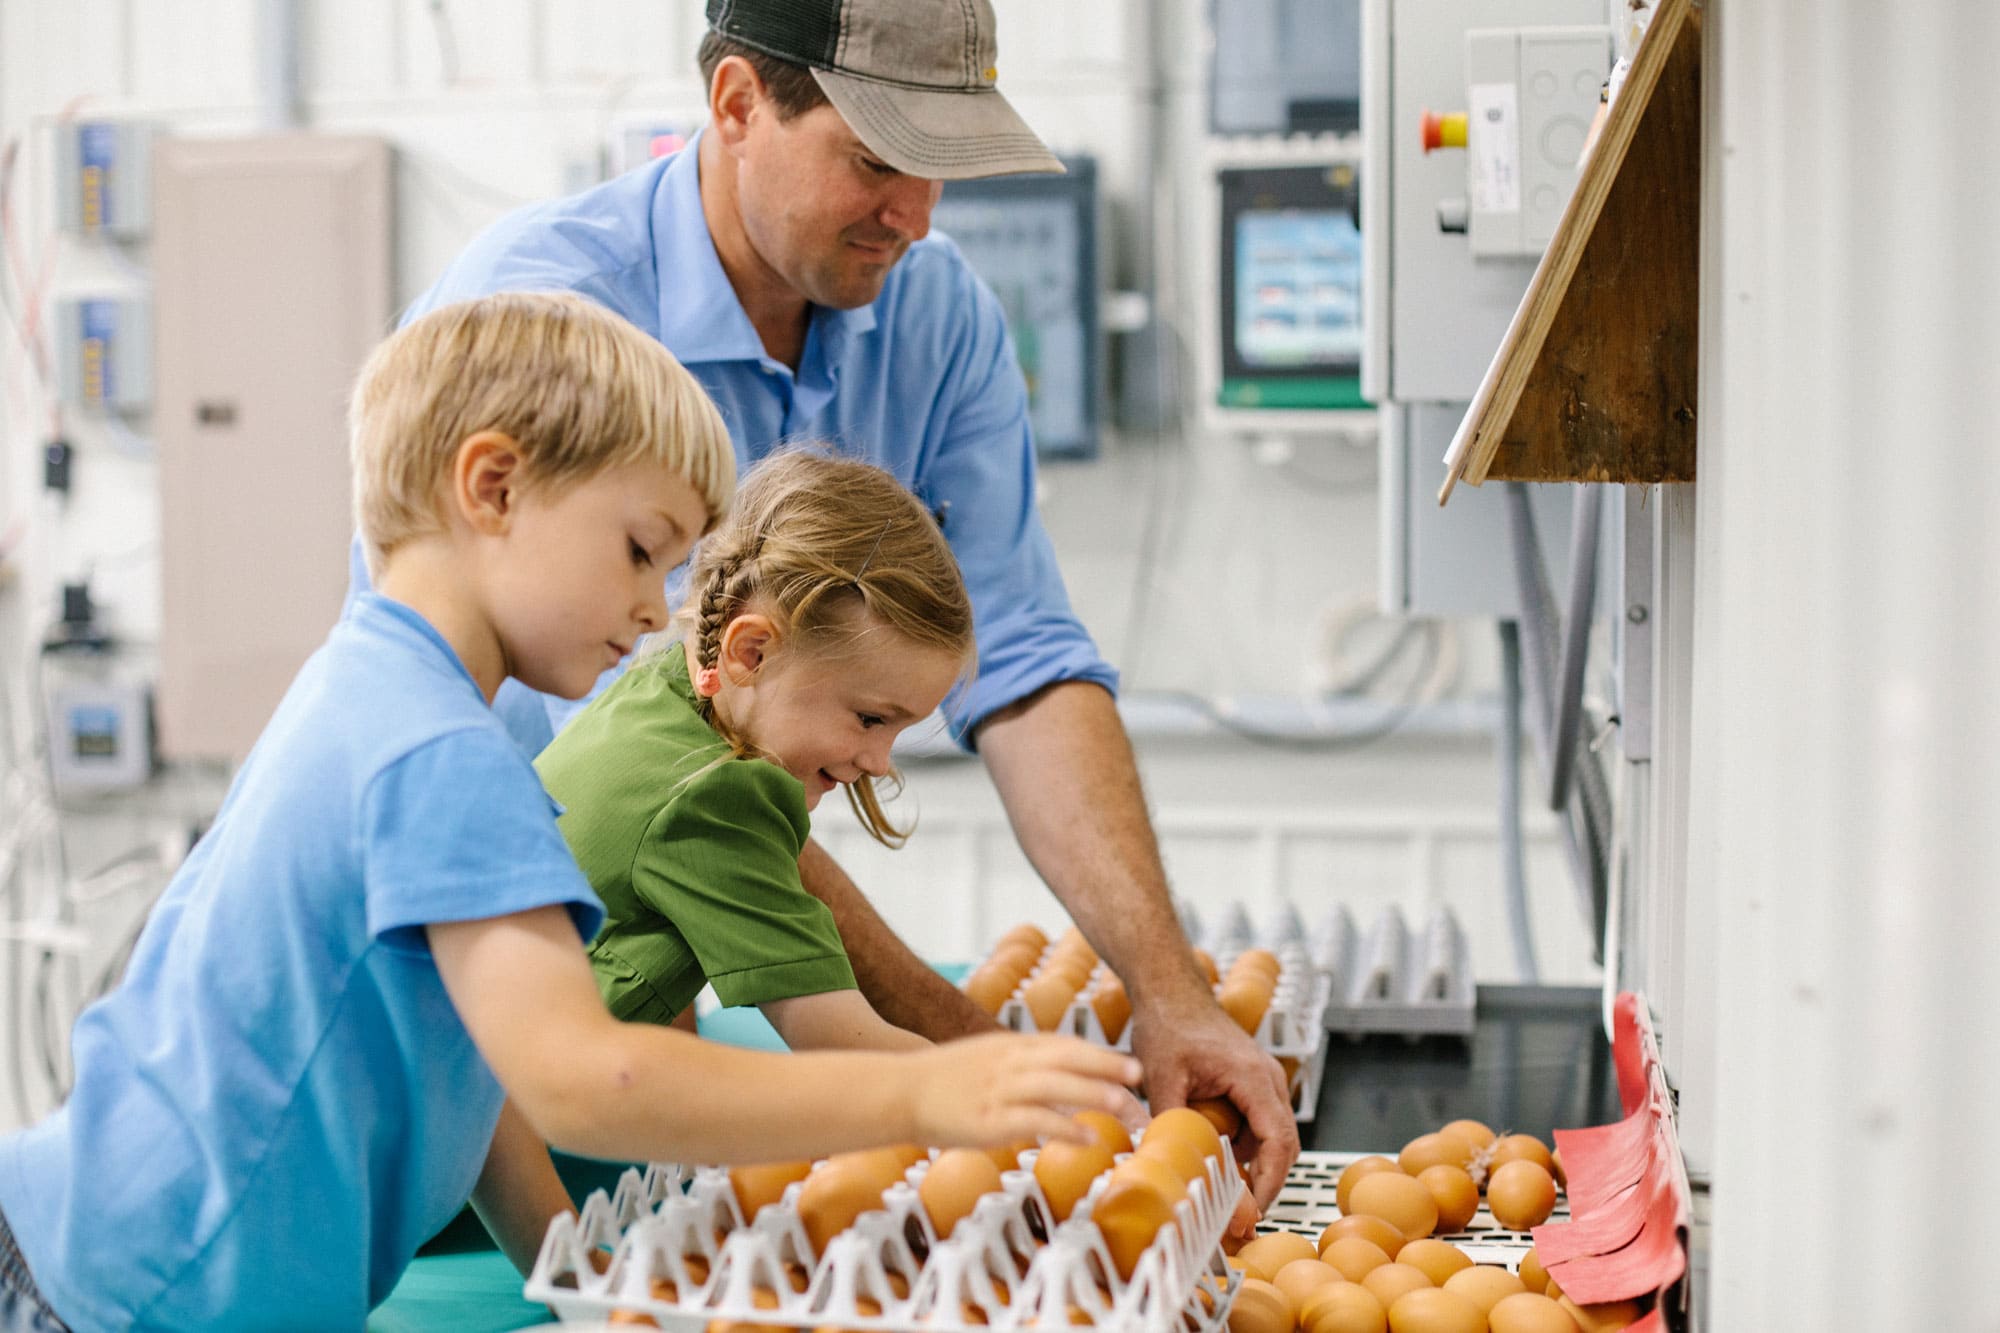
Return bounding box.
[1365,0,1607,617]
[153,135,393,763]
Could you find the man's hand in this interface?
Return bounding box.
[1131,998,1300,1214]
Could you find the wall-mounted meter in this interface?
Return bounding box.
[55,120,157,240]
[53,294,152,414]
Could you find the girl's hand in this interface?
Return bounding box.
[907,1034,1143,1148]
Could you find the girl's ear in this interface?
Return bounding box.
[716,613,780,687]
[453,431,527,536]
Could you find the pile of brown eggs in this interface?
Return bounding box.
[605,1106,1243,1330]
[1217,1121,1647,1333]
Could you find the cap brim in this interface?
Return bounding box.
[812,68,1065,181]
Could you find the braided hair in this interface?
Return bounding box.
[678,449,974,847]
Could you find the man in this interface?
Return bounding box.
[405,0,1300,1205]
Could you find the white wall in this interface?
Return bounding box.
[0,0,1594,1130]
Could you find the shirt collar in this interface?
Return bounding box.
[652,133,878,370]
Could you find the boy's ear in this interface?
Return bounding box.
[453,431,527,536]
[717,613,780,686]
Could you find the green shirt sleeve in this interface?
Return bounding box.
[631,756,857,1011]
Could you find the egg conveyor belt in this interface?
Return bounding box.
[525,1136,1249,1331]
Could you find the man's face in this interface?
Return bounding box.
[734,104,944,310]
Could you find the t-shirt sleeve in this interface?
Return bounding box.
[921,261,1119,747]
[631,757,855,1009]
[359,727,604,952]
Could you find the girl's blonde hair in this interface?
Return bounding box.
[682,449,974,847]
[350,291,736,572]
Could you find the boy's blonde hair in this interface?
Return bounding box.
[682,450,975,848]
[350,291,736,571]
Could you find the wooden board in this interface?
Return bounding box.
[1441,0,1701,501]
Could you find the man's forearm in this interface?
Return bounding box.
[797,838,1001,1041]
[972,681,1210,1013]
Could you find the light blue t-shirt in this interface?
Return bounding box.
[365,135,1117,757]
[0,593,603,1331]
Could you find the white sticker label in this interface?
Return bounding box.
[1467,81,1521,215]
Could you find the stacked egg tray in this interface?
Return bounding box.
[524,1138,1248,1331]
[982,921,1333,1125]
[1311,905,1477,1038]
[1255,1150,1569,1273]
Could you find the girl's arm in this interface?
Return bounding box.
[470,1099,580,1278]
[761,989,931,1052]
[428,905,1141,1164]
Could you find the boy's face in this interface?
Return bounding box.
[490,461,710,700]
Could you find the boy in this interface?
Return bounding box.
[0,292,1139,1331]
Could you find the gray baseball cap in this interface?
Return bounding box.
[705,0,1065,179]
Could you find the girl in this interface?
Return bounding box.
[534,449,973,1050]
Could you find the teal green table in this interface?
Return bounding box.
[369,973,967,1331]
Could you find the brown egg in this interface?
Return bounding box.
[1022,973,1080,1032]
[1335,1156,1401,1215]
[1110,1151,1185,1205]
[1516,1248,1548,1294]
[606,1313,660,1328]
[988,939,1042,975]
[1384,1287,1482,1333]
[1317,1213,1407,1261]
[1319,1235,1393,1283]
[1227,1279,1293,1333]
[1485,1161,1557,1230]
[1549,1147,1566,1190]
[797,1150,906,1256]
[1348,1172,1439,1242]
[1438,1119,1496,1154]
[729,1160,813,1222]
[1557,1296,1644,1331]
[997,922,1049,954]
[1395,1239,1473,1287]
[1359,1262,1433,1310]
[1397,1132,1473,1176]
[1227,948,1282,982]
[920,1148,1005,1240]
[1542,1277,1564,1304]
[1415,1166,1479,1235]
[1090,1174,1177,1280]
[1217,981,1272,1036]
[1300,1283,1387,1333]
[1272,1257,1345,1310]
[1191,948,1221,985]
[1189,1096,1245,1139]
[886,1144,928,1170]
[1487,1292,1578,1333]
[1089,974,1132,1042]
[1234,1231,1320,1283]
[1441,1264,1527,1317]
[983,1139,1035,1173]
[1075,1109,1134,1157]
[1034,1136,1115,1222]
[962,965,1014,1015]
[1045,956,1097,991]
[1487,1134,1555,1176]
[1052,927,1097,966]
[1140,1107,1226,1182]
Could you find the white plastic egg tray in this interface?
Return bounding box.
[524,1138,1248,1331]
[1256,1150,1570,1272]
[987,908,1334,1124]
[1312,906,1477,1038]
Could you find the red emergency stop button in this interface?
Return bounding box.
[1421,110,1470,153]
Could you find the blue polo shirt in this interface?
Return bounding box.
[390,136,1116,755]
[0,594,603,1331]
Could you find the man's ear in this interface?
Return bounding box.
[717,612,780,686]
[453,431,526,537]
[708,55,766,151]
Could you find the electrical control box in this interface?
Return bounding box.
[43,677,155,793]
[1462,25,1609,257]
[54,120,157,239]
[53,294,152,414]
[932,158,1100,458]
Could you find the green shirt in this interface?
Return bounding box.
[534,643,856,1024]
